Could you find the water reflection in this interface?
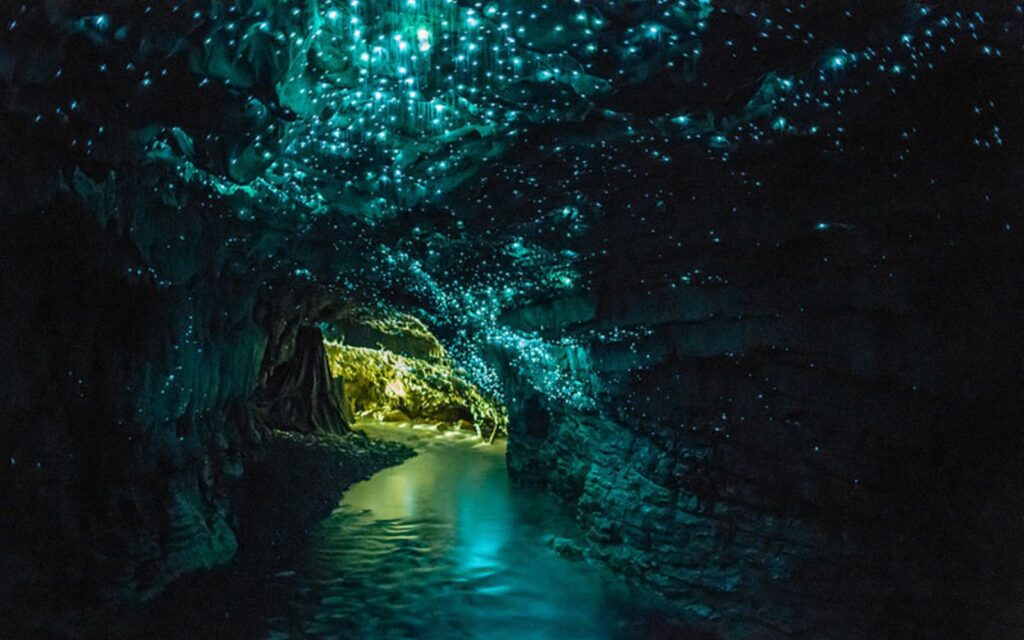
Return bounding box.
[256,423,678,639]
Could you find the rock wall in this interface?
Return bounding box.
[326,308,448,362]
[0,191,369,627]
[490,82,1024,640]
[0,196,252,610]
[497,241,1024,638]
[258,326,353,436]
[0,2,385,628]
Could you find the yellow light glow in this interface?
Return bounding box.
[385,378,407,397]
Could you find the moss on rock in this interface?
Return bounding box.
[325,341,507,437]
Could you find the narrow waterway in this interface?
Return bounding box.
[254,423,678,639]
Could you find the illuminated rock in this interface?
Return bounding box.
[325,340,506,436]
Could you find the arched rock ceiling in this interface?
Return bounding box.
[3,0,1018,403]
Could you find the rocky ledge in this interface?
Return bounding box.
[2,428,412,639]
[234,429,414,556]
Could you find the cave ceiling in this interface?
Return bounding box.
[2,0,1015,404]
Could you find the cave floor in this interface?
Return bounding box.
[138,422,685,639]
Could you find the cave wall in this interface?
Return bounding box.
[0,194,247,609]
[326,309,448,361]
[258,326,353,435]
[0,1,359,620]
[496,238,1024,638]
[325,340,507,434]
[491,80,1024,640]
[0,187,360,618]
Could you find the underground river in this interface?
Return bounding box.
[143,422,683,639]
[274,423,683,639]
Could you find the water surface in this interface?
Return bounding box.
[255,422,679,639]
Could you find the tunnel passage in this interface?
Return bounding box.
[1,1,1023,638]
[320,308,508,440]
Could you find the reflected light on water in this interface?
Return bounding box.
[260,422,676,639]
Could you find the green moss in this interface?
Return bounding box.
[327,308,447,361]
[325,341,506,437]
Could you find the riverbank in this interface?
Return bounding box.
[233,428,415,559]
[116,428,415,638]
[137,422,695,639]
[2,428,413,639]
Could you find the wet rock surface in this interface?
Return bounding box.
[496,252,1024,638]
[547,535,586,562]
[257,326,353,436]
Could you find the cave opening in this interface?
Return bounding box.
[320,308,509,442]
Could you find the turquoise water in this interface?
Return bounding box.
[254,423,678,639]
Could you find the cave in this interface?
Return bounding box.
[1,2,1022,639]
